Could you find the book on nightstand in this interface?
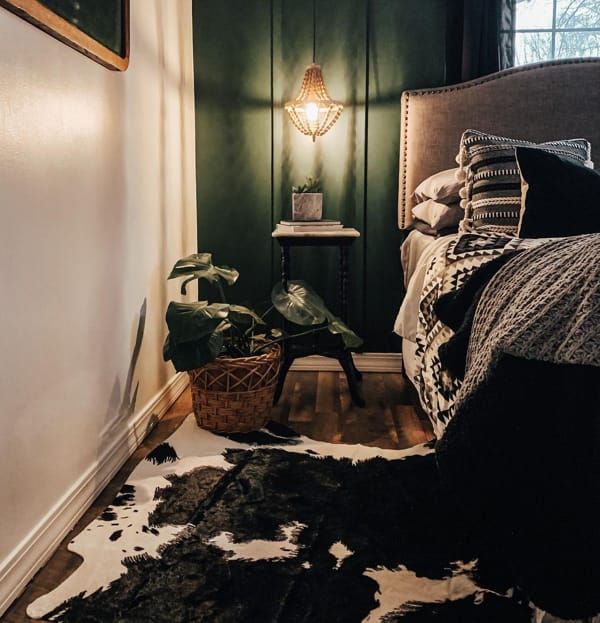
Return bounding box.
[276,219,343,233]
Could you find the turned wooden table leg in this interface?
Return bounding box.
[274,243,293,405]
[339,245,362,383]
[281,245,290,290]
[339,246,349,323]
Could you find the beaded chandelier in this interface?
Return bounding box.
[284,0,343,141]
[285,64,343,142]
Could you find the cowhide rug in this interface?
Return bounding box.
[27,416,562,622]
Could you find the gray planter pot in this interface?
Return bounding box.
[292,193,323,221]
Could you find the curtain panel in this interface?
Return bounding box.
[446,0,515,84]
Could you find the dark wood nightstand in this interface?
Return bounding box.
[272,228,364,407]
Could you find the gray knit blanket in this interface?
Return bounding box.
[456,233,600,416]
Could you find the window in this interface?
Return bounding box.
[505,0,600,65]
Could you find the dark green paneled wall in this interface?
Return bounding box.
[193,0,447,350]
[192,2,273,308]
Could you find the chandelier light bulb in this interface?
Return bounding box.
[305,102,319,122]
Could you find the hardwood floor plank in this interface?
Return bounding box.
[360,373,399,449]
[287,372,317,423]
[385,374,434,441]
[382,370,415,406]
[337,372,364,445]
[393,404,433,446]
[315,371,337,413]
[311,373,341,443]
[268,373,293,426]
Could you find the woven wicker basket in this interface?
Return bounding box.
[188,346,281,433]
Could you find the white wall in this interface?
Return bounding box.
[0,0,196,609]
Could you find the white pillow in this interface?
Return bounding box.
[413,168,463,204]
[412,199,463,231]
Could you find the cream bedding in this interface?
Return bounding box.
[394,230,457,343]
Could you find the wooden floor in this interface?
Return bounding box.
[3,371,432,622]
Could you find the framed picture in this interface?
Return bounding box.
[0,0,129,71]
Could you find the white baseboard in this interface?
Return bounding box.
[290,352,403,373]
[0,373,189,618]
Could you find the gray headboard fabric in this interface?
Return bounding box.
[398,58,600,229]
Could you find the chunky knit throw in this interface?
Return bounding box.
[459,233,600,414]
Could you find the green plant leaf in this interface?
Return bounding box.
[179,275,199,296]
[325,314,363,349]
[292,176,321,193]
[271,281,362,348]
[165,330,224,372]
[228,305,265,326]
[164,301,227,370]
[168,253,213,279]
[271,280,327,326]
[162,334,173,361]
[168,253,239,292]
[213,265,239,285]
[165,301,228,345]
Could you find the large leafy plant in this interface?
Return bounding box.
[163,253,362,372]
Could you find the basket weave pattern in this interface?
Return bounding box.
[188,346,281,433]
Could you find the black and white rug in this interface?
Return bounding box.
[29,416,540,622]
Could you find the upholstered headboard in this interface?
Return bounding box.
[398,58,600,229]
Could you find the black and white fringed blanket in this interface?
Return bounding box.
[414,233,545,435]
[27,418,550,623]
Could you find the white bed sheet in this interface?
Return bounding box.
[395,230,457,343]
[401,339,418,383]
[400,230,438,287]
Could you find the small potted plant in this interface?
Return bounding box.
[163,253,361,433]
[292,176,323,221]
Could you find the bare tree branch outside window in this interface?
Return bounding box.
[503,0,600,65]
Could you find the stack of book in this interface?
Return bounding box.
[275,219,343,233]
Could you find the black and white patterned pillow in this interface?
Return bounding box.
[457,129,592,236]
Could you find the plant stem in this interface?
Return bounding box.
[216,279,227,303]
[244,320,257,337]
[260,305,275,321]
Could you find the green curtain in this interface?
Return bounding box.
[445,0,515,84]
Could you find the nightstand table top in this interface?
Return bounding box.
[272,227,360,239]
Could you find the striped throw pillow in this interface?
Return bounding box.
[457,129,592,236]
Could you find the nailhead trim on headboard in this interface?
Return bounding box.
[398,57,600,229]
[400,90,410,230]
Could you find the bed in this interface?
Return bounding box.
[395,58,600,430]
[393,59,600,622]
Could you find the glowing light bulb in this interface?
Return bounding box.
[305,102,319,122]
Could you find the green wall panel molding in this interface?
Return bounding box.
[193,0,447,351]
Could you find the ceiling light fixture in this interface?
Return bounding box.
[284,0,343,142]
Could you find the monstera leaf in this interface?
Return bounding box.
[163,331,224,372]
[228,305,265,328]
[165,301,228,344]
[324,313,363,349]
[163,301,229,371]
[271,280,363,349]
[168,253,239,294]
[271,280,327,326]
